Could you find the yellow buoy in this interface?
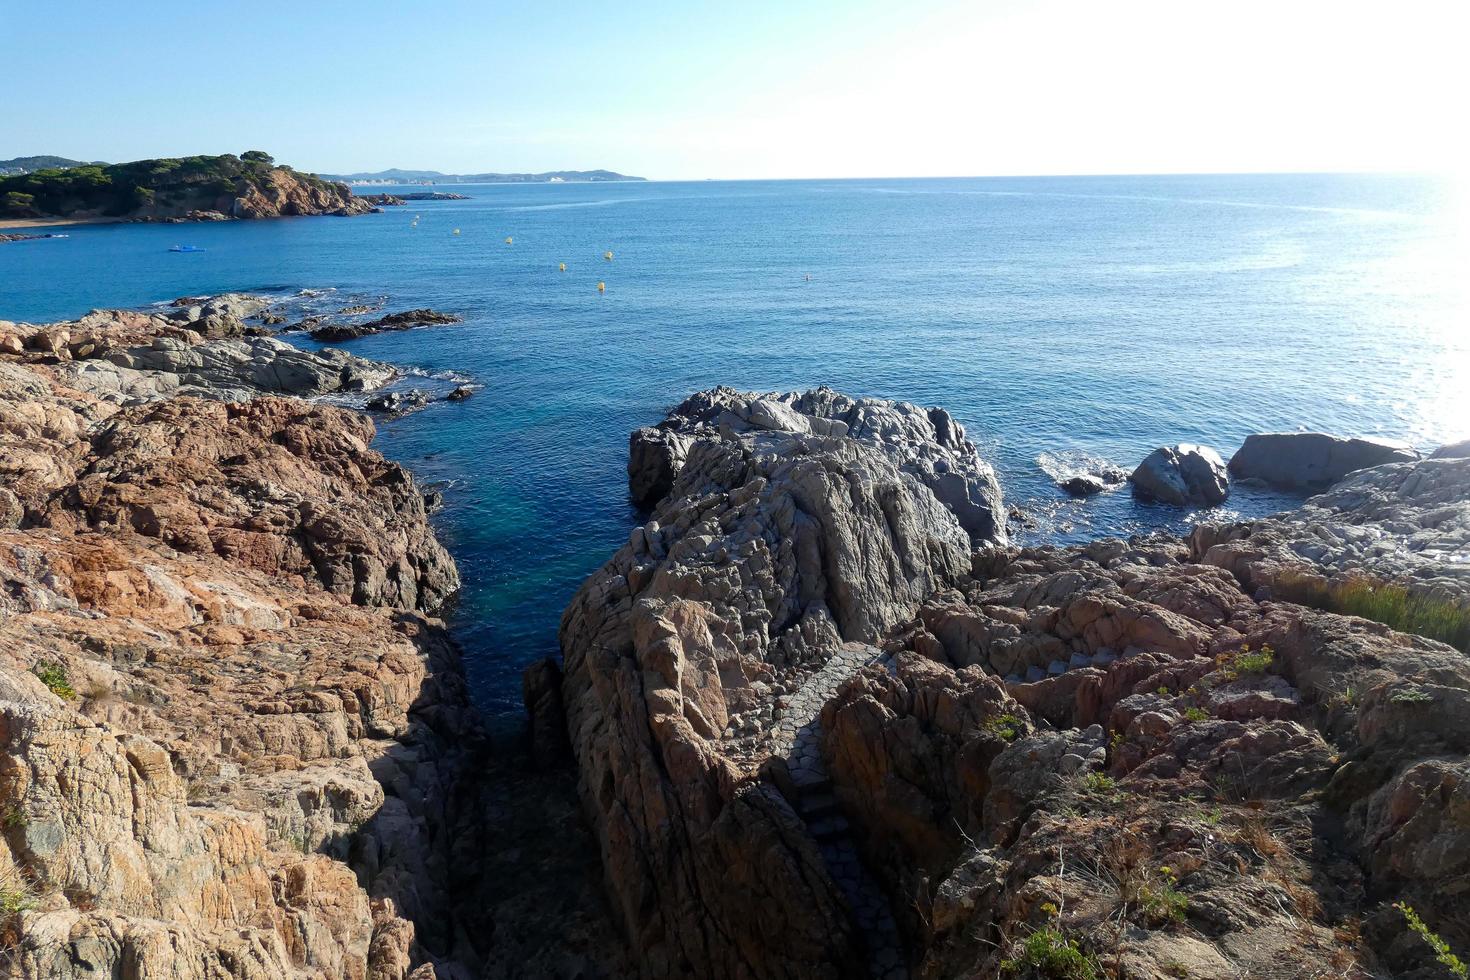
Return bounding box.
[604,250,613,261]
[505,236,513,245]
[597,281,606,293]
[452,228,461,236]
[558,262,566,272]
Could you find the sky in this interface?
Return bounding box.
[2,0,1465,180]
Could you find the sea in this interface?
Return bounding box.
[3,173,1465,716]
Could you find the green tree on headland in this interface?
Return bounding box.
[0,151,335,220]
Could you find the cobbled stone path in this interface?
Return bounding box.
[773,645,909,980]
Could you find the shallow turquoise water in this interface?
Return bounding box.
[3,174,1465,714]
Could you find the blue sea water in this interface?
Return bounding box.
[3,174,1466,716]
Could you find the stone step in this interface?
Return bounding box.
[793,773,833,795]
[808,815,850,841]
[798,791,840,818]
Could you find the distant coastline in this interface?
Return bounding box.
[321,167,645,185]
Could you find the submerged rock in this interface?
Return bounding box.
[1228,431,1419,490]
[366,388,431,416]
[1060,473,1111,497]
[1130,443,1229,506]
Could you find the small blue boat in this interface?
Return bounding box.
[169,244,205,253]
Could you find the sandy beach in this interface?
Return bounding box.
[0,215,118,230]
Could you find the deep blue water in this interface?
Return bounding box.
[3,174,1465,715]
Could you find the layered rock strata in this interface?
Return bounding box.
[0,299,483,978]
[559,387,1470,979]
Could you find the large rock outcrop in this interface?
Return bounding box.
[626,387,1006,544]
[560,387,1006,978]
[0,299,484,979]
[1228,431,1419,490]
[559,386,1470,980]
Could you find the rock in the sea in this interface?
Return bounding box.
[1130,443,1229,506]
[1228,431,1419,489]
[309,308,461,343]
[1060,474,1108,497]
[366,388,432,416]
[445,384,475,401]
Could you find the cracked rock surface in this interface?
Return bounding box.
[558,387,1470,980]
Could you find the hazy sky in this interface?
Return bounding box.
[3,0,1463,179]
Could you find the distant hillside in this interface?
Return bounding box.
[321,168,645,184]
[0,151,377,222]
[0,155,107,175]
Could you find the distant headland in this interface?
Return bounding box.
[318,167,646,185]
[0,151,378,226]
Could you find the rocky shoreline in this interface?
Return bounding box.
[0,295,593,978]
[540,386,1470,979]
[3,302,1467,980]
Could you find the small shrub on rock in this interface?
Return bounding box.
[1001,926,1100,979]
[1396,902,1468,979]
[33,661,76,700]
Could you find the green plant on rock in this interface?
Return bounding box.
[1139,867,1189,925]
[985,713,1024,742]
[1218,644,1273,681]
[1,805,26,829]
[1183,706,1209,723]
[1001,926,1101,979]
[0,866,35,917]
[1079,772,1117,794]
[1396,902,1468,979]
[1388,687,1434,705]
[0,887,32,916]
[33,661,76,700]
[1197,806,1222,827]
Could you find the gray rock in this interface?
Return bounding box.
[1430,438,1470,460]
[1192,454,1470,607]
[366,389,431,416]
[628,426,692,508]
[626,385,1006,544]
[92,336,395,402]
[1060,474,1107,497]
[1130,443,1229,506]
[1228,432,1419,490]
[0,487,21,529]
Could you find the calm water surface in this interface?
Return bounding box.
[4,174,1465,714]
